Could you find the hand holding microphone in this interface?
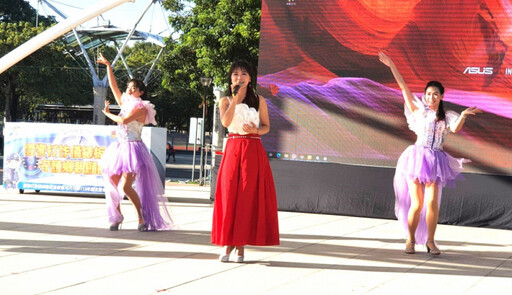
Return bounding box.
[233,81,245,96]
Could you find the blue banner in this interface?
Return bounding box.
[3,122,117,193]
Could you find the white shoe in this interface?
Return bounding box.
[235,255,244,263]
[219,254,230,262]
[219,246,233,262]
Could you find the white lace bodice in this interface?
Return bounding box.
[115,93,156,142]
[405,95,459,150]
[116,121,143,142]
[227,101,260,135]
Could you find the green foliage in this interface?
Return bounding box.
[159,39,208,132]
[164,0,261,86]
[0,1,91,122]
[160,0,262,131]
[123,43,192,130]
[0,0,54,25]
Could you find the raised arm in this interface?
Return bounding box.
[449,107,482,133]
[378,51,418,114]
[256,96,270,135]
[219,97,236,127]
[97,53,123,105]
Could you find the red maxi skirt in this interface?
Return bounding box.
[211,133,280,246]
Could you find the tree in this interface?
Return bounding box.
[0,0,54,25]
[159,40,204,132]
[164,0,261,85]
[0,21,92,121]
[160,0,262,131]
[0,0,91,122]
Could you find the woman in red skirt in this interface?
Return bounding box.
[211,61,280,263]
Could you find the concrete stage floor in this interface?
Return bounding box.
[1,184,511,294]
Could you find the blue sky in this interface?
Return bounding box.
[27,0,173,37]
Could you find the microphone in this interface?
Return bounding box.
[233,82,244,95]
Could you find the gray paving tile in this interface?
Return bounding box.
[0,186,511,295]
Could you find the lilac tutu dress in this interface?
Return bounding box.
[394,95,469,244]
[101,94,173,230]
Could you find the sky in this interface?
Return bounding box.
[27,0,174,37]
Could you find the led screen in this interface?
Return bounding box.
[257,0,512,175]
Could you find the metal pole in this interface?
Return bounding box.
[40,0,99,82]
[144,47,165,85]
[191,118,198,182]
[205,143,209,184]
[199,87,206,185]
[109,0,155,68]
[212,86,225,169]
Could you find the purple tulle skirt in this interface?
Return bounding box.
[101,140,173,230]
[394,145,468,244]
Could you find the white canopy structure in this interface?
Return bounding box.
[0,0,172,124]
[0,0,134,75]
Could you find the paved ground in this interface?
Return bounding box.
[0,184,511,295]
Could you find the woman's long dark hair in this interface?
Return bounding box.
[425,80,445,121]
[226,61,259,111]
[128,78,147,100]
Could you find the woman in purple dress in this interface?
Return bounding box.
[97,53,173,231]
[379,52,481,255]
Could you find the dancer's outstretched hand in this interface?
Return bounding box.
[461,107,483,118]
[96,53,111,67]
[378,51,395,68]
[103,100,111,114]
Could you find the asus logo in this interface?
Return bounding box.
[463,67,493,75]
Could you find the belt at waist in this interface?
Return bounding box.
[228,133,260,139]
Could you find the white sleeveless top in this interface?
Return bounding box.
[227,98,260,135]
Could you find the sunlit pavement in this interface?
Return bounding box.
[0,185,511,295]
